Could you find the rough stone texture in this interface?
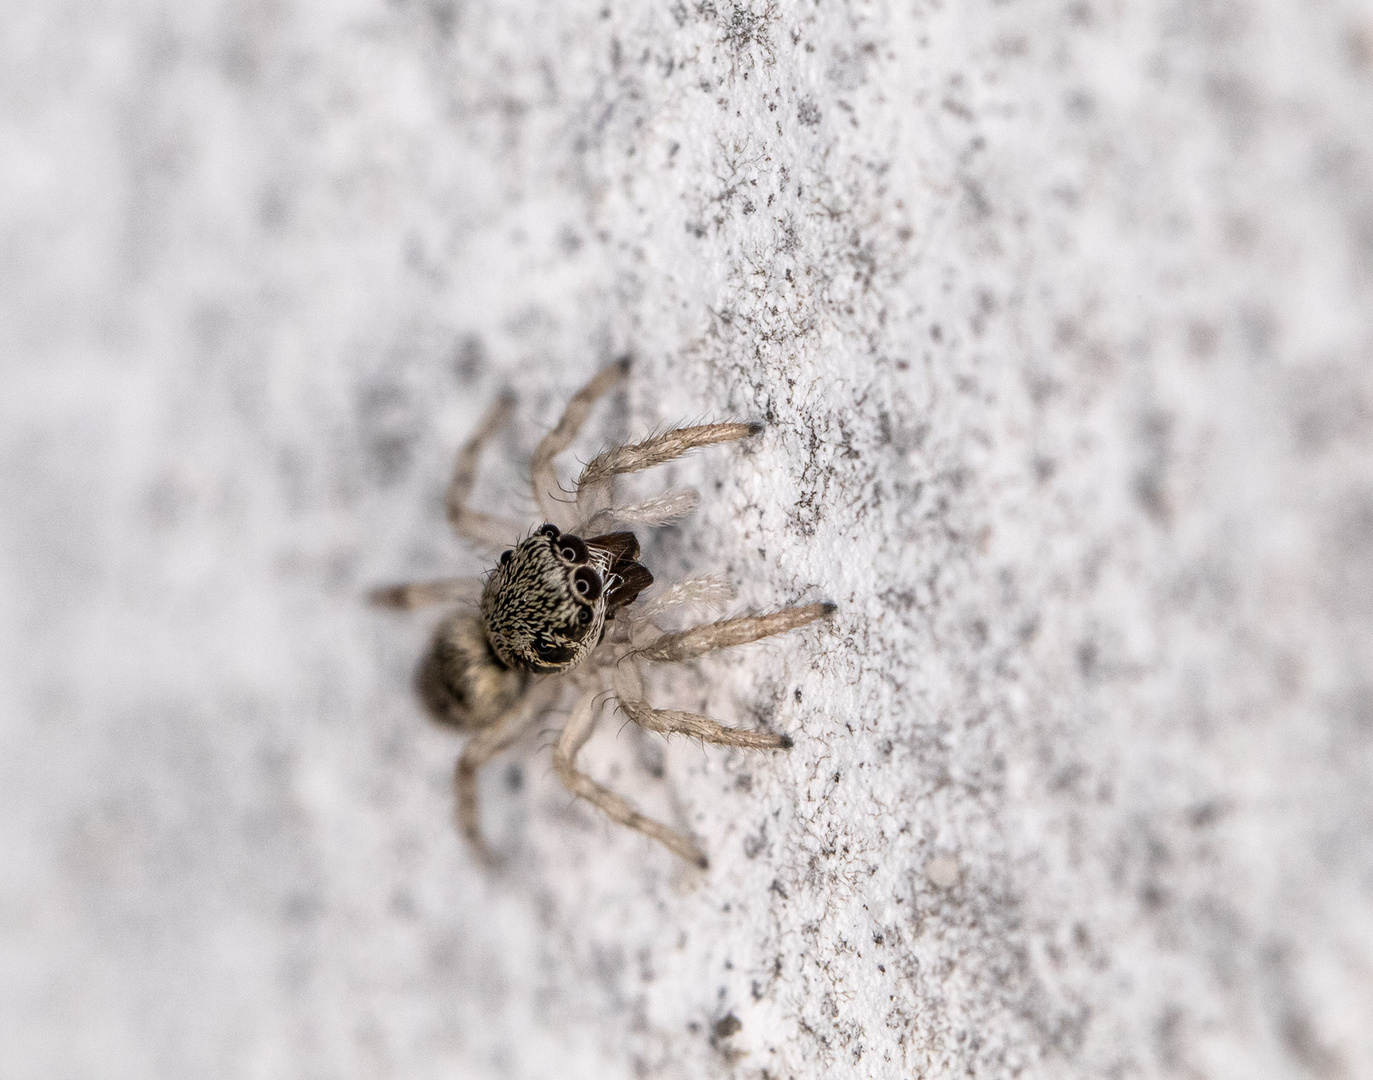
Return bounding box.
[3,1,1372,1078]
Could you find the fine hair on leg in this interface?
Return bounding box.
[454,682,555,863]
[633,576,736,620]
[574,423,762,516]
[369,577,483,610]
[577,487,700,536]
[446,391,526,549]
[552,690,708,868]
[530,358,630,526]
[634,602,837,663]
[617,696,793,750]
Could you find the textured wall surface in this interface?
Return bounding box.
[4,1,1373,1078]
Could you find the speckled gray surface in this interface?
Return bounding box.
[3,1,1373,1077]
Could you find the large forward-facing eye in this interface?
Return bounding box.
[557,534,589,564]
[572,566,602,601]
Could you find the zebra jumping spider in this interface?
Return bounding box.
[371,359,834,868]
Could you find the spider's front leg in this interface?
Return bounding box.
[573,422,762,533]
[610,645,800,753]
[552,690,709,868]
[616,601,837,748]
[634,603,837,663]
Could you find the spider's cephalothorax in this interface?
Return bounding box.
[481,524,653,672]
[372,359,835,868]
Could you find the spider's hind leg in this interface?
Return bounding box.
[552,691,709,868]
[369,577,483,610]
[453,685,551,864]
[447,391,525,549]
[530,358,630,526]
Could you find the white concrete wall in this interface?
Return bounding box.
[3,1,1372,1077]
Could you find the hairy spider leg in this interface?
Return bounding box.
[572,423,762,532]
[552,690,710,868]
[551,601,837,866]
[578,487,701,537]
[368,577,484,610]
[529,357,631,527]
[609,602,838,758]
[454,680,557,862]
[632,576,736,620]
[615,697,793,750]
[446,390,526,549]
[633,603,836,663]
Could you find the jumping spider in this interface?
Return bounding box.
[371,359,834,867]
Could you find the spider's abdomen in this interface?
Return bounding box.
[418,611,527,728]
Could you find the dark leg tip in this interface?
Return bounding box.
[778,734,795,750]
[746,421,765,436]
[695,854,711,870]
[819,602,838,616]
[615,355,633,373]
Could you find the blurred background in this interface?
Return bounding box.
[2,1,1372,1077]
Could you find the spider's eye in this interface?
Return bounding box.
[558,534,588,564]
[533,639,577,665]
[499,549,513,566]
[572,566,602,602]
[577,605,593,626]
[537,523,561,539]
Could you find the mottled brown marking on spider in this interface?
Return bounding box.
[370,358,835,868]
[480,524,648,672]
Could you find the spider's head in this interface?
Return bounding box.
[481,524,651,673]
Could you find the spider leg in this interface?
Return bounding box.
[579,487,700,536]
[552,690,709,868]
[454,684,552,863]
[530,358,630,527]
[369,577,483,610]
[616,696,792,750]
[634,576,735,618]
[634,602,837,663]
[446,390,526,549]
[573,423,762,525]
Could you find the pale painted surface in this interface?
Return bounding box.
[3,2,1372,1077]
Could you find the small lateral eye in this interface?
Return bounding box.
[537,523,561,539]
[572,566,603,602]
[577,606,592,625]
[499,549,513,566]
[558,534,589,563]
[533,639,577,665]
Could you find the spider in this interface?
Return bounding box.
[371,359,834,868]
